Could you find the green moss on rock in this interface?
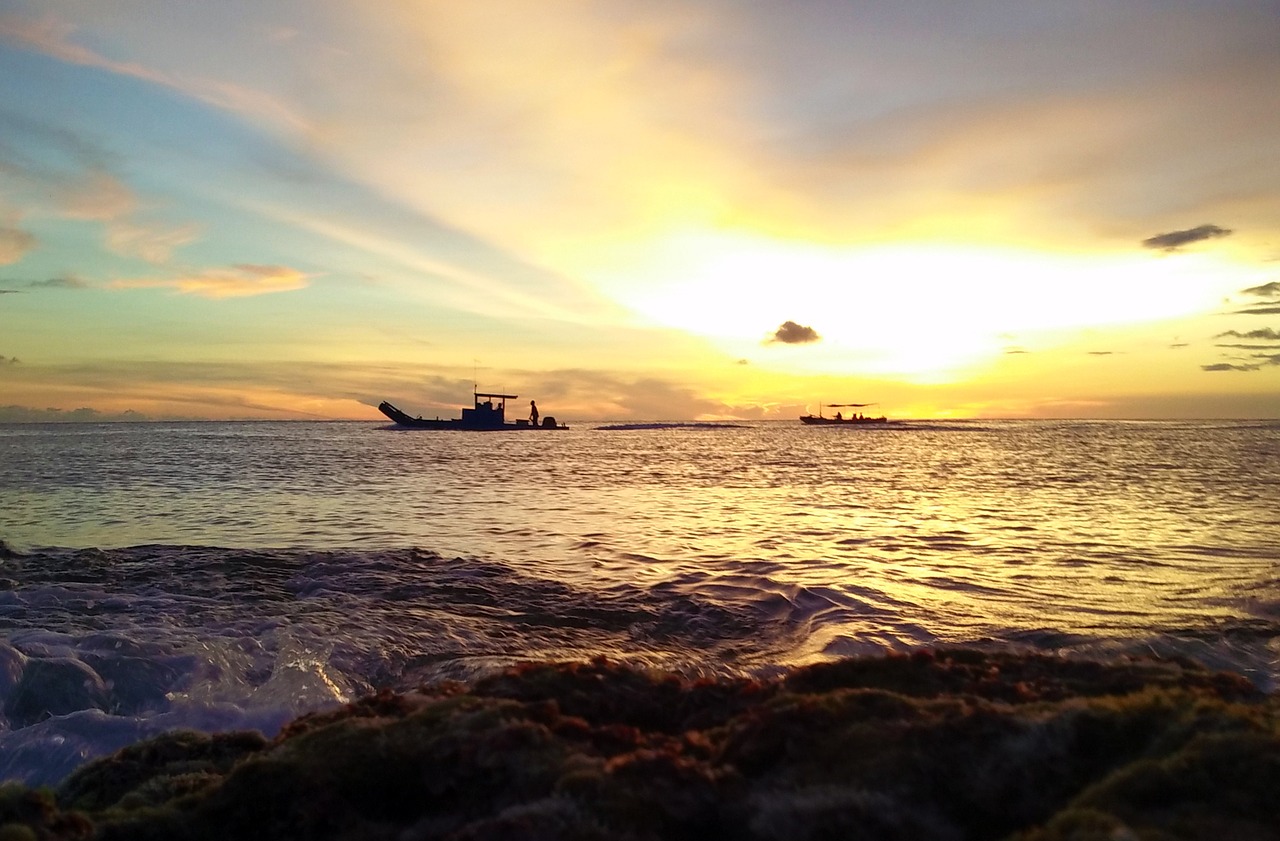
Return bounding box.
[0,649,1270,840]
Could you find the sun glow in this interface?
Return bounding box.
[590,232,1251,380]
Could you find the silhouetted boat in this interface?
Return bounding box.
[799,402,888,425]
[379,391,567,430]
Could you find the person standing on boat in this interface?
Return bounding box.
[529,400,539,426]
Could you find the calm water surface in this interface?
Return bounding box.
[1,419,1277,784]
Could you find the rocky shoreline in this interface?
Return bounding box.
[3,648,1277,840]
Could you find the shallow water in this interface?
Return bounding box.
[1,418,1277,785]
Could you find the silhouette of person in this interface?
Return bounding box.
[835,411,842,420]
[529,400,539,426]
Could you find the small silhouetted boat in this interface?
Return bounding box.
[379,391,567,430]
[799,402,888,425]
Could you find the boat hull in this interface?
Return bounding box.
[378,401,566,430]
[799,415,888,425]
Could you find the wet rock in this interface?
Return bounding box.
[4,658,110,727]
[79,654,182,715]
[0,641,28,698]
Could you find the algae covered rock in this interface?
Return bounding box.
[0,649,1274,840]
[57,729,269,813]
[0,784,92,841]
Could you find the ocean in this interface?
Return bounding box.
[1,418,1277,787]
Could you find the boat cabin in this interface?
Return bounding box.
[460,391,518,429]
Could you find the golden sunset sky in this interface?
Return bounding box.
[2,1,1278,421]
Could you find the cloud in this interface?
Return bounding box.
[769,320,821,344]
[0,361,764,423]
[0,14,309,135]
[45,170,199,262]
[1242,281,1280,298]
[59,170,137,220]
[1206,291,1280,367]
[109,264,310,298]
[8,3,1280,274]
[1140,224,1233,252]
[0,123,198,264]
[1216,328,1280,341]
[1087,350,1116,356]
[106,221,201,263]
[0,226,35,264]
[1202,362,1262,372]
[30,275,90,289]
[0,108,117,174]
[1201,345,1280,371]
[0,405,148,423]
[514,368,770,421]
[1231,282,1280,314]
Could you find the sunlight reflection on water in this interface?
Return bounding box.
[2,419,1278,647]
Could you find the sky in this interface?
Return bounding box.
[1,0,1278,422]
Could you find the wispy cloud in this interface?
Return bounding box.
[1243,281,1280,298]
[1141,224,1233,252]
[1216,327,1280,341]
[0,14,310,135]
[0,404,147,423]
[769,320,821,344]
[106,221,201,263]
[48,170,199,262]
[1204,285,1280,369]
[0,359,772,422]
[251,200,606,323]
[0,226,35,264]
[109,264,310,299]
[0,114,202,266]
[30,275,90,289]
[1233,281,1280,315]
[1201,358,1280,372]
[59,170,136,220]
[1201,347,1280,372]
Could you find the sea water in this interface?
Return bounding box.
[1,418,1277,786]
